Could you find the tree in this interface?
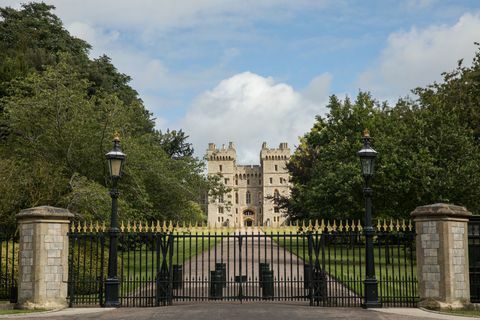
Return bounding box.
[0,3,219,229]
[286,48,480,220]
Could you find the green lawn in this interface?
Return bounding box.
[272,233,418,302]
[439,309,480,317]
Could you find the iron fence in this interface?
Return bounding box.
[0,231,18,303]
[67,220,417,307]
[468,216,480,303]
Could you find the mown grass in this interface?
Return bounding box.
[271,233,418,303]
[439,309,480,317]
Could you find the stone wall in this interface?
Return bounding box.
[411,203,471,309]
[16,206,73,310]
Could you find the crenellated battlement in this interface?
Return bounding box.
[206,141,237,161]
[260,142,290,161]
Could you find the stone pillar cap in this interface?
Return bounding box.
[17,206,74,220]
[411,203,471,219]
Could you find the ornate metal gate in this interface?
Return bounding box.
[67,220,417,307]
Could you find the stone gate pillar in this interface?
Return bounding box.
[411,203,471,309]
[16,206,73,309]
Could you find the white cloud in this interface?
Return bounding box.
[302,73,332,103]
[180,72,330,163]
[357,12,480,99]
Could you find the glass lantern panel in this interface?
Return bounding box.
[361,158,374,176]
[110,158,123,177]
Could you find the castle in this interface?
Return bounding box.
[206,142,291,227]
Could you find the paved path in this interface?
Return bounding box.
[3,304,475,320]
[179,227,358,304]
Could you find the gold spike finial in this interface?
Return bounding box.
[120,221,125,233]
[327,220,332,233]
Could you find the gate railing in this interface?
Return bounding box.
[67,219,417,307]
[468,216,480,303]
[0,231,18,303]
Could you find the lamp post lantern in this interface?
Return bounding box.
[105,132,126,307]
[357,129,381,308]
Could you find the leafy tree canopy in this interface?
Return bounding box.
[285,47,480,221]
[0,3,216,228]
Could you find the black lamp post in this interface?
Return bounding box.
[105,132,126,307]
[357,129,381,308]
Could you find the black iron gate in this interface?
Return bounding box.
[67,220,417,307]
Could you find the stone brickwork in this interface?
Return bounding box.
[206,142,291,227]
[411,203,471,309]
[16,206,73,310]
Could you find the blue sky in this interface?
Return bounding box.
[4,0,480,162]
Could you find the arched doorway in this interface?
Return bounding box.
[243,209,255,226]
[244,218,253,227]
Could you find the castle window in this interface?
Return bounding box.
[274,190,280,201]
[258,192,262,204]
[219,165,223,172]
[275,164,278,171]
[235,192,239,204]
[224,178,229,184]
[259,179,261,185]
[218,207,224,214]
[269,177,273,184]
[235,208,238,214]
[218,217,221,222]
[219,194,224,203]
[247,179,250,185]
[246,191,251,204]
[280,177,283,184]
[235,179,238,185]
[274,206,280,213]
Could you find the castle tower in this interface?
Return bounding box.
[206,142,290,227]
[260,142,291,227]
[206,142,236,227]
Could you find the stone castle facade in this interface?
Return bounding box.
[206,142,291,227]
